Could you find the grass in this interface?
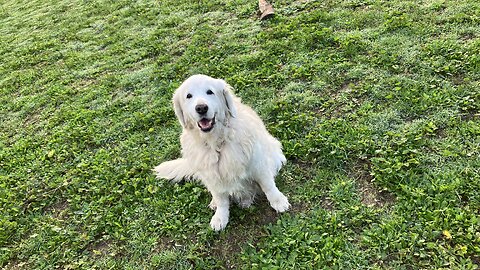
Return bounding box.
[0,0,479,269]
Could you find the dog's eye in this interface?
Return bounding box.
[206,90,214,95]
[186,93,192,99]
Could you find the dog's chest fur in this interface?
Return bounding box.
[181,127,254,190]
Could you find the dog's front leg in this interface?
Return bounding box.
[255,172,290,213]
[209,191,230,231]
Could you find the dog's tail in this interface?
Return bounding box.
[153,158,195,182]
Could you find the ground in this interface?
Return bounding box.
[0,0,479,269]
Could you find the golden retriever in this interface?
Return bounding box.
[154,74,290,231]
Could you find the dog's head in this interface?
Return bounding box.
[172,74,237,132]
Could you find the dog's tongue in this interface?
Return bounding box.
[199,118,212,129]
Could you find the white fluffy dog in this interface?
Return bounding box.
[153,74,290,231]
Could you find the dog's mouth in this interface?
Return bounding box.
[197,116,215,132]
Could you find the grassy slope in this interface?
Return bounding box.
[1,0,479,269]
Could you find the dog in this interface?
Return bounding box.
[153,74,290,231]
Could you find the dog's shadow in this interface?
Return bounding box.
[205,195,286,268]
[230,195,281,227]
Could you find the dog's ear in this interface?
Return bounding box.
[222,83,237,118]
[173,90,188,128]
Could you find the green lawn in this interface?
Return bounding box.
[1,0,479,269]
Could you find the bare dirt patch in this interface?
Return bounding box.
[44,199,69,218]
[90,240,111,256]
[321,196,335,211]
[155,236,178,251]
[350,160,395,207]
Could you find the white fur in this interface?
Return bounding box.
[153,74,290,231]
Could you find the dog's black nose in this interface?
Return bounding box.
[195,104,208,115]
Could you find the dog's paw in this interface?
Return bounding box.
[210,214,228,231]
[269,193,290,213]
[152,163,174,180]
